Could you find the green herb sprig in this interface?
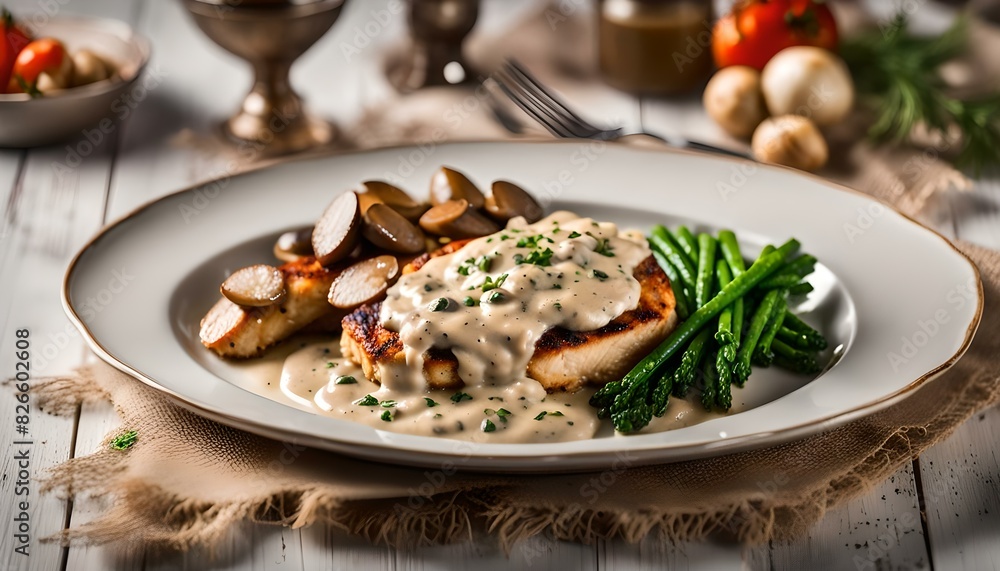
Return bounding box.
[841,13,1000,175]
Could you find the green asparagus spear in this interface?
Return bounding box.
[592,239,799,432]
[782,313,828,350]
[652,368,676,417]
[718,230,746,348]
[788,282,815,296]
[695,233,718,308]
[650,226,697,290]
[651,249,692,319]
[734,288,783,386]
[715,349,733,411]
[760,254,817,286]
[675,225,699,263]
[672,327,713,397]
[776,325,828,351]
[772,340,822,374]
[753,297,787,366]
[757,274,802,290]
[700,354,718,411]
[714,260,736,358]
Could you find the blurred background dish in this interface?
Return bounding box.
[0,16,149,148]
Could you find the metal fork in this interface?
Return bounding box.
[490,59,751,159]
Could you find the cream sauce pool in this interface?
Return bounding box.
[243,212,725,443]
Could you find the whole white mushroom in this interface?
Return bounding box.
[702,66,767,139]
[751,115,828,172]
[761,46,855,127]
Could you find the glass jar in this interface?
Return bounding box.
[598,0,714,95]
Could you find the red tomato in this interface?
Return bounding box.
[712,0,838,70]
[8,37,69,93]
[1,9,33,94]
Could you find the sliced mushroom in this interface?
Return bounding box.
[419,199,500,238]
[312,191,362,267]
[357,180,429,222]
[362,203,426,254]
[485,180,544,223]
[429,167,485,208]
[328,255,400,309]
[273,227,314,263]
[221,264,286,307]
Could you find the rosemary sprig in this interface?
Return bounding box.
[841,13,1000,175]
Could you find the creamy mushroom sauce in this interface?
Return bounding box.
[380,211,650,390]
[252,211,723,442]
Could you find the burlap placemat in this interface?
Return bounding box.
[31,1,1000,554]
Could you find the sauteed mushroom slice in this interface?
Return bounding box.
[419,199,500,238]
[362,203,426,254]
[486,180,544,223]
[221,264,286,307]
[357,180,429,222]
[429,166,485,209]
[312,191,362,267]
[328,255,400,309]
[273,227,314,263]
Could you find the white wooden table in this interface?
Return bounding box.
[1,1,998,569]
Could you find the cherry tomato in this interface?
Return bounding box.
[1,9,33,94]
[11,38,68,86]
[712,0,838,71]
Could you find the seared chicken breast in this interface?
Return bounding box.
[341,254,677,392]
[200,257,345,358]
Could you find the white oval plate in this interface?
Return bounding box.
[63,142,982,472]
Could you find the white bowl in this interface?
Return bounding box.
[0,16,150,148]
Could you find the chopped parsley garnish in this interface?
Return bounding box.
[423,284,433,292]
[568,231,582,239]
[380,400,397,408]
[334,375,357,385]
[480,273,508,292]
[516,234,555,249]
[548,410,565,417]
[496,408,512,423]
[356,395,379,406]
[482,419,496,432]
[534,412,547,421]
[477,256,492,272]
[380,410,392,422]
[514,248,554,267]
[433,413,443,419]
[592,269,609,280]
[463,296,477,307]
[424,397,439,407]
[554,302,562,311]
[325,362,336,368]
[534,411,564,420]
[428,297,449,311]
[110,430,138,450]
[593,237,615,257]
[485,291,504,303]
[484,408,496,416]
[451,391,473,403]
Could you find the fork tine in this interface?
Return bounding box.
[503,59,608,137]
[493,69,578,138]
